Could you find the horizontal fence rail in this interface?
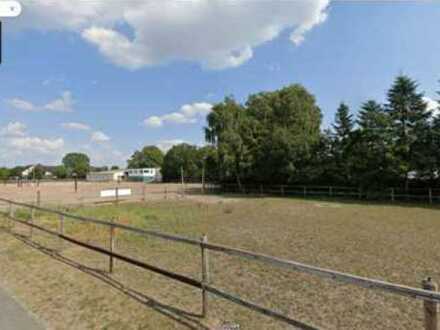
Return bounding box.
[1,196,439,329]
[220,183,440,204]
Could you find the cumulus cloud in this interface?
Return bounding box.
[424,96,440,116]
[16,0,330,70]
[8,137,64,154]
[0,121,65,163]
[61,122,91,130]
[91,131,111,143]
[6,91,74,113]
[156,139,188,152]
[0,122,27,137]
[144,102,212,128]
[7,99,35,112]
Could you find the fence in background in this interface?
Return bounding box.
[1,197,439,329]
[0,182,199,208]
[220,183,440,204]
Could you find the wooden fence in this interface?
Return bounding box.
[1,197,439,329]
[0,183,193,208]
[220,183,440,204]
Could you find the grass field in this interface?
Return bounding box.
[1,196,440,329]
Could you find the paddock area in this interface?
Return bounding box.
[0,181,213,206]
[0,190,439,329]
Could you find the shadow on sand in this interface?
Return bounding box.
[2,230,211,330]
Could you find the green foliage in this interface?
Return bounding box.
[202,76,440,189]
[206,85,322,185]
[9,166,25,178]
[350,101,395,188]
[333,102,354,140]
[62,153,90,178]
[0,168,10,180]
[127,146,164,169]
[162,144,202,181]
[33,165,45,180]
[206,97,251,186]
[54,165,68,179]
[385,75,429,186]
[197,145,219,182]
[111,165,120,170]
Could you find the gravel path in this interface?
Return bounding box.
[0,286,45,330]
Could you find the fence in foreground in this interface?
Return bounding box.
[0,197,439,329]
[219,183,440,204]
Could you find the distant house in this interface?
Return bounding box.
[21,165,36,178]
[87,170,125,182]
[125,168,161,183]
[21,164,56,179]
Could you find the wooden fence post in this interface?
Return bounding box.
[391,188,395,202]
[115,187,119,205]
[58,214,64,251]
[36,190,41,207]
[201,234,210,318]
[202,164,206,194]
[303,186,307,198]
[142,184,146,203]
[422,278,438,330]
[429,188,433,204]
[280,185,284,196]
[165,186,168,200]
[109,218,116,273]
[8,202,14,230]
[30,205,35,239]
[181,166,185,197]
[329,186,333,197]
[358,187,362,199]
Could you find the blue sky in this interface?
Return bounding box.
[0,1,439,167]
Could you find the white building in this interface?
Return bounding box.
[87,170,125,182]
[21,165,55,178]
[125,168,161,182]
[21,166,36,177]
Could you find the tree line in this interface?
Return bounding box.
[204,75,440,190]
[128,74,440,190]
[0,153,113,180]
[2,74,439,190]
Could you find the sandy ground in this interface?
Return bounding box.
[1,197,439,329]
[0,181,226,207]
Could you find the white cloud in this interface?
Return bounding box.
[180,102,213,117]
[424,96,440,116]
[8,137,65,154]
[156,139,187,152]
[143,116,163,128]
[161,112,197,125]
[61,122,91,131]
[7,98,36,112]
[144,102,212,128]
[0,121,65,165]
[43,91,74,112]
[16,0,329,70]
[0,122,27,137]
[91,131,111,143]
[6,91,74,113]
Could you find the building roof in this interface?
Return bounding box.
[88,170,124,175]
